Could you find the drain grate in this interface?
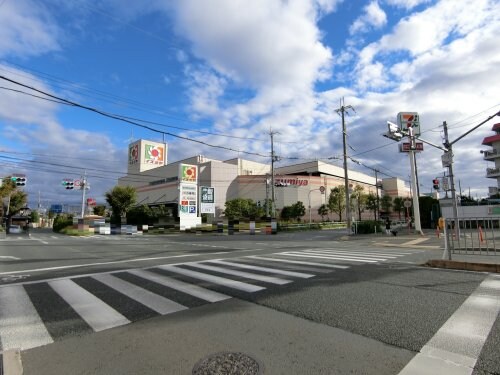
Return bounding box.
[192,351,262,375]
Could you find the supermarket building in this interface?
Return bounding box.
[118,140,410,227]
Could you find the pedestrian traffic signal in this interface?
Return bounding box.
[432,178,440,190]
[62,179,74,189]
[11,175,27,186]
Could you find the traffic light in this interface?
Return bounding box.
[432,178,440,190]
[62,179,74,189]
[11,175,27,186]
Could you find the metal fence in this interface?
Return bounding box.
[445,217,500,256]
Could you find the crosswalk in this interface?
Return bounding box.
[0,247,421,352]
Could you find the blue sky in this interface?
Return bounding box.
[0,0,499,208]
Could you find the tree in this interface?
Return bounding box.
[328,186,346,221]
[5,190,28,217]
[223,198,263,219]
[93,205,106,216]
[280,206,292,221]
[366,193,378,220]
[380,195,393,215]
[351,185,367,221]
[105,185,137,224]
[393,197,405,220]
[291,201,306,221]
[318,204,329,221]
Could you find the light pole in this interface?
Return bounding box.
[308,188,320,225]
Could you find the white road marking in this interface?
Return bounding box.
[0,285,54,350]
[280,252,379,263]
[128,269,230,303]
[399,275,500,375]
[0,253,205,276]
[208,260,315,278]
[92,274,187,315]
[159,265,265,292]
[246,255,349,269]
[0,256,20,260]
[187,262,292,285]
[302,249,396,260]
[48,279,130,332]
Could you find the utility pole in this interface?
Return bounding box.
[408,127,424,235]
[443,121,459,255]
[270,130,280,219]
[374,168,380,221]
[336,98,354,234]
[80,171,87,218]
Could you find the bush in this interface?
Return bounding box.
[53,215,73,232]
[355,220,382,234]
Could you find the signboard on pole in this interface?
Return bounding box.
[178,164,198,218]
[397,112,421,136]
[441,151,453,167]
[200,186,215,214]
[400,142,424,152]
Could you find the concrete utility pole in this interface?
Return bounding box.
[408,127,423,235]
[442,121,459,254]
[80,171,87,218]
[269,130,280,219]
[336,98,354,234]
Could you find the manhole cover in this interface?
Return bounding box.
[192,351,262,375]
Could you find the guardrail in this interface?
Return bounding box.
[445,217,500,257]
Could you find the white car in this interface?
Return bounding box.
[9,225,22,234]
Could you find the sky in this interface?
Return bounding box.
[0,0,499,210]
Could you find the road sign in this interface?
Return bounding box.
[404,200,412,208]
[398,112,420,136]
[441,151,453,167]
[400,142,424,152]
[441,177,449,191]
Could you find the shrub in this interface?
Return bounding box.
[53,215,74,232]
[355,220,382,234]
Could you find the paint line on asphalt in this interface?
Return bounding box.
[0,256,20,260]
[186,262,292,285]
[128,269,230,303]
[208,260,315,278]
[246,256,350,269]
[159,265,265,293]
[280,252,379,263]
[0,253,206,276]
[0,285,54,351]
[48,279,130,332]
[399,275,500,375]
[302,249,397,260]
[92,274,188,315]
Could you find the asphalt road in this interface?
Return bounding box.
[1,228,499,374]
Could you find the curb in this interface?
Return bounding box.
[424,259,500,273]
[2,350,23,375]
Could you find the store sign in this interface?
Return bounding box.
[179,183,197,217]
[200,186,215,214]
[398,112,421,136]
[275,177,309,187]
[128,144,139,165]
[144,144,165,165]
[179,164,197,184]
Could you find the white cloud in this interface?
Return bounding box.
[0,0,61,58]
[384,0,432,10]
[350,1,387,35]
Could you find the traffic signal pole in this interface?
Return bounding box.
[408,127,423,235]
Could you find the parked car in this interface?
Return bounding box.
[9,225,22,234]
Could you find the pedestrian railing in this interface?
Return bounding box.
[445,217,500,256]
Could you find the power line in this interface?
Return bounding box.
[0,74,271,158]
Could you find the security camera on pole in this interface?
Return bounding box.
[383,113,424,235]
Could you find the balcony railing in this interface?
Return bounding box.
[486,167,500,177]
[483,149,500,160]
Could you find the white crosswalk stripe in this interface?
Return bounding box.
[0,247,419,352]
[48,279,131,332]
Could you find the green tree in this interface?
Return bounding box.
[318,204,329,221]
[223,198,263,219]
[30,210,40,224]
[93,205,106,216]
[380,195,393,215]
[291,201,306,221]
[393,197,405,220]
[351,185,367,221]
[366,193,378,220]
[6,190,28,217]
[105,185,137,224]
[328,186,346,221]
[280,206,292,221]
